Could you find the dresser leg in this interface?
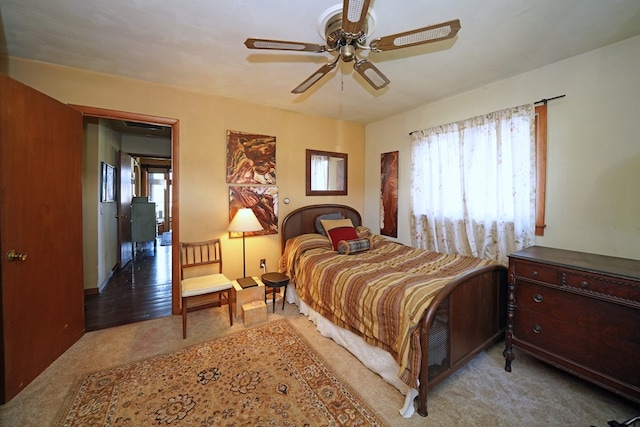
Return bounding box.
[504,276,515,372]
[503,347,513,372]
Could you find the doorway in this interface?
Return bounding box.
[71,105,181,327]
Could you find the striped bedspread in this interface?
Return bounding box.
[279,229,498,388]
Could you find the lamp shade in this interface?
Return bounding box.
[228,207,263,233]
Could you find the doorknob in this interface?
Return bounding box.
[6,250,27,262]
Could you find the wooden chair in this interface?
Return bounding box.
[180,239,233,338]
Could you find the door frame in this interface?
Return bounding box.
[70,105,181,315]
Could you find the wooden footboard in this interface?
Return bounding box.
[416,264,508,417]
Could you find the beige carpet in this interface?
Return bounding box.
[0,303,638,426]
[56,319,381,426]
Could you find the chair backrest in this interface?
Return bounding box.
[180,239,223,280]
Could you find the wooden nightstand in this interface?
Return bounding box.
[231,277,265,320]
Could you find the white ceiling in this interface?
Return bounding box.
[2,0,640,124]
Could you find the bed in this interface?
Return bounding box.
[279,204,508,417]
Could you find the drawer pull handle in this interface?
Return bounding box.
[533,293,544,303]
[532,324,542,334]
[580,281,589,288]
[531,271,538,277]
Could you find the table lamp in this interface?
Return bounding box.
[228,207,263,288]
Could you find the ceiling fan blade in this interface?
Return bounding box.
[245,38,327,53]
[369,19,461,52]
[353,59,390,90]
[341,0,372,37]
[292,59,339,94]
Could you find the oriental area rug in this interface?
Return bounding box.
[57,319,382,426]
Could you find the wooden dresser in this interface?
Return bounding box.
[503,246,640,403]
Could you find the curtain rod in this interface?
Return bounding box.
[408,94,566,136]
[534,94,565,105]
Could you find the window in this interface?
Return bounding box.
[410,104,536,264]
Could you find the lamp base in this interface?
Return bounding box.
[237,276,257,289]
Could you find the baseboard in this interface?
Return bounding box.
[96,264,117,293]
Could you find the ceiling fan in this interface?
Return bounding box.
[244,0,461,94]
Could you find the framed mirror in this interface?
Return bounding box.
[306,149,348,196]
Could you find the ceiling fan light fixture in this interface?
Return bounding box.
[340,44,356,62]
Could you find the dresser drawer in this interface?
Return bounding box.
[563,271,640,304]
[515,282,585,325]
[511,260,559,285]
[513,308,640,385]
[515,281,640,344]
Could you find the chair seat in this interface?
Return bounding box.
[182,273,232,297]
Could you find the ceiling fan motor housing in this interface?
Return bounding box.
[325,12,367,63]
[325,12,366,47]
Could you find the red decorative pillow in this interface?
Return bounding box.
[326,226,359,251]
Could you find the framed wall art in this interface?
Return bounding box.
[101,162,116,203]
[226,130,276,185]
[229,186,278,237]
[380,151,398,237]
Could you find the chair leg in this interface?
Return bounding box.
[182,297,187,339]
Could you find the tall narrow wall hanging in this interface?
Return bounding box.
[226,130,276,184]
[380,151,398,237]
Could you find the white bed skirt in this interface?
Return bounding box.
[286,283,419,418]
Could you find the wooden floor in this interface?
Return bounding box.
[84,239,173,332]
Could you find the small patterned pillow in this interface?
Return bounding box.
[337,237,371,255]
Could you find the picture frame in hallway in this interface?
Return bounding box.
[101,162,116,202]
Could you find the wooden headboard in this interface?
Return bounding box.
[281,204,362,250]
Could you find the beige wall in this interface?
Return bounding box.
[364,35,640,260]
[7,58,365,281]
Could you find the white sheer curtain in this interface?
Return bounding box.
[410,104,536,265]
[311,155,329,191]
